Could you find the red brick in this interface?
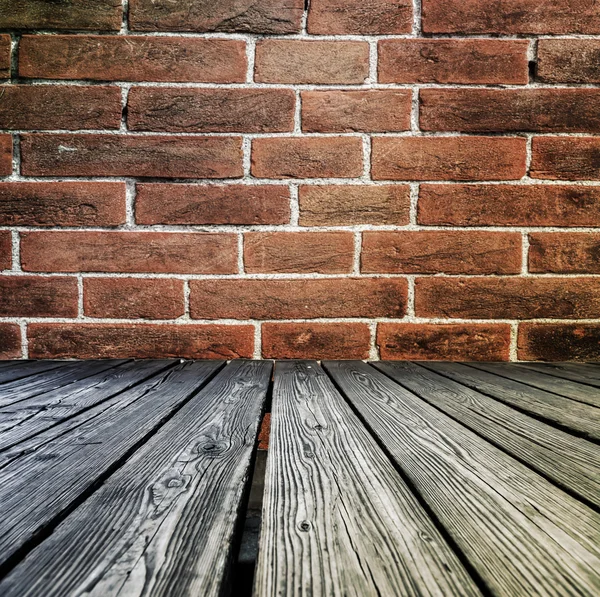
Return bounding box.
[529,232,600,274]
[20,134,242,179]
[418,184,600,227]
[135,184,290,226]
[258,413,270,450]
[371,137,526,181]
[307,0,411,34]
[416,277,600,320]
[420,89,600,133]
[378,323,511,361]
[19,36,247,83]
[129,0,303,33]
[0,276,78,317]
[0,0,122,30]
[0,135,12,176]
[531,137,600,181]
[0,182,126,227]
[244,232,354,274]
[379,39,528,85]
[537,40,600,84]
[252,137,363,179]
[299,185,410,226]
[190,278,407,320]
[128,88,295,133]
[0,85,121,131]
[301,90,411,133]
[362,231,521,275]
[262,323,370,360]
[422,0,600,34]
[21,231,238,274]
[0,230,10,270]
[0,35,10,79]
[28,324,254,359]
[255,40,369,85]
[518,324,600,362]
[0,323,21,359]
[84,278,185,320]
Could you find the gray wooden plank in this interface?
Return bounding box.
[0,360,174,452]
[466,362,600,408]
[517,362,600,388]
[373,361,600,509]
[0,361,67,386]
[255,360,481,597]
[0,360,222,572]
[423,362,600,441]
[0,360,270,597]
[324,360,600,597]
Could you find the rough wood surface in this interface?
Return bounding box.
[517,362,600,388]
[255,360,481,597]
[324,360,600,597]
[0,361,65,385]
[374,361,600,508]
[0,360,270,597]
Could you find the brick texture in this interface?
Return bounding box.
[0,324,21,359]
[537,40,600,84]
[0,276,78,317]
[530,137,600,181]
[0,230,11,270]
[529,233,600,274]
[0,35,10,79]
[518,324,600,362]
[0,135,12,176]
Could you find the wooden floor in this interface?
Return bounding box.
[0,359,598,596]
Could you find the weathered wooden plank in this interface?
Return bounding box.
[518,362,600,388]
[0,361,66,385]
[373,361,600,509]
[256,360,481,597]
[324,361,600,597]
[423,362,600,441]
[0,360,270,597]
[0,360,174,452]
[0,360,222,572]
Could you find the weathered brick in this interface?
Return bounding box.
[518,324,600,362]
[129,0,303,33]
[0,323,21,359]
[244,232,354,274]
[136,184,290,226]
[0,135,12,176]
[252,137,363,179]
[19,35,247,83]
[84,278,185,320]
[0,35,10,79]
[416,277,600,320]
[21,232,238,274]
[307,0,412,34]
[190,278,407,320]
[299,184,410,226]
[362,231,521,275]
[28,324,254,359]
[372,137,526,181]
[378,323,511,361]
[420,89,600,133]
[418,184,600,227]
[529,232,600,274]
[255,40,369,85]
[301,90,411,133]
[20,134,242,179]
[0,230,11,270]
[262,323,370,360]
[379,39,528,85]
[0,182,126,227]
[0,85,121,131]
[531,137,600,181]
[538,40,600,84]
[422,0,600,34]
[0,0,122,30]
[128,88,295,133]
[0,276,78,317]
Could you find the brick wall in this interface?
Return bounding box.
[0,0,599,361]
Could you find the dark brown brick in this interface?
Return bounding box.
[20,134,243,179]
[518,324,600,362]
[136,184,290,226]
[258,413,270,450]
[0,35,10,79]
[362,231,521,275]
[529,232,600,274]
[190,278,407,320]
[262,323,370,360]
[538,40,600,84]
[19,36,247,83]
[0,230,11,270]
[0,276,78,317]
[128,88,295,133]
[0,135,12,176]
[84,278,185,320]
[0,182,126,227]
[129,0,303,33]
[21,231,238,274]
[418,184,600,227]
[0,323,21,359]
[531,137,600,181]
[28,323,254,359]
[378,323,511,361]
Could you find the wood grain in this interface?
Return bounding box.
[0,361,66,385]
[517,362,600,388]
